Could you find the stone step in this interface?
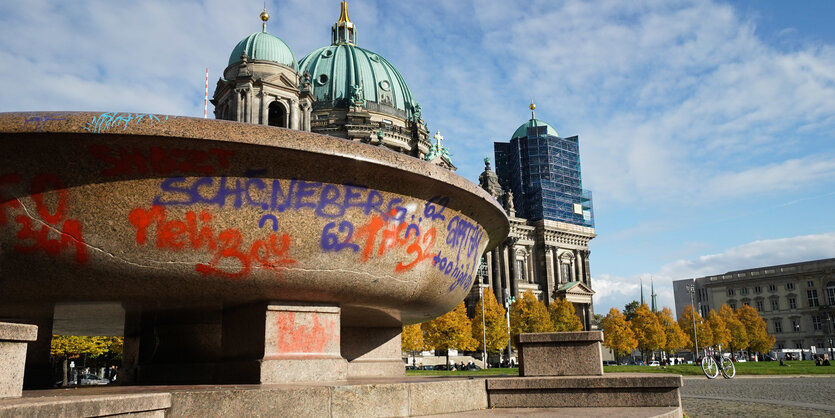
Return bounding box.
[1,378,487,418]
[487,374,683,409]
[414,406,683,418]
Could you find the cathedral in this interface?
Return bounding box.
[212,2,595,329]
[212,2,454,170]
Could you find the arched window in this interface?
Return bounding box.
[268,101,286,127]
[827,281,835,305]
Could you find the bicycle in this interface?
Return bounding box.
[700,345,735,379]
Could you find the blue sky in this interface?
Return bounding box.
[2,0,834,318]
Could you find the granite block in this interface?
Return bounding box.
[331,382,410,418]
[487,375,683,408]
[0,322,37,398]
[408,378,488,416]
[167,386,331,418]
[517,332,604,376]
[0,393,170,417]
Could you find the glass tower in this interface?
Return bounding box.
[494,116,594,227]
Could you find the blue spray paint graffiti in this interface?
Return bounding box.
[148,175,481,289]
[84,112,177,134]
[23,113,67,131]
[152,177,407,222]
[259,214,279,231]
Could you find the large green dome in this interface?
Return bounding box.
[512,118,559,139]
[298,44,418,120]
[228,30,298,70]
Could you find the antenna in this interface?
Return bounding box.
[204,68,209,119]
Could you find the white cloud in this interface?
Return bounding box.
[594,231,835,317]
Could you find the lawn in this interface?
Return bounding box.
[606,360,835,376]
[404,361,835,377]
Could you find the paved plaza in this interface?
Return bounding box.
[681,375,835,417]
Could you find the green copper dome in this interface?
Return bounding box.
[298,44,418,120]
[512,118,559,139]
[228,30,298,70]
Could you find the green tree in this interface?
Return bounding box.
[657,307,688,354]
[623,300,640,322]
[718,304,747,353]
[735,304,775,354]
[630,304,665,362]
[422,302,476,367]
[548,298,583,332]
[678,305,713,354]
[510,290,554,347]
[601,308,637,362]
[471,289,509,354]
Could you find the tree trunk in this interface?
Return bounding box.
[61,357,68,387]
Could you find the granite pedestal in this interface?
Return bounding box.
[516,331,603,376]
[0,322,38,398]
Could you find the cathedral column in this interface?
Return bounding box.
[492,248,503,304]
[573,250,581,283]
[259,93,268,125]
[290,98,299,130]
[583,250,591,286]
[248,89,256,123]
[485,252,493,289]
[304,104,312,131]
[544,246,555,304]
[501,244,511,302]
[235,90,243,121]
[508,241,519,299]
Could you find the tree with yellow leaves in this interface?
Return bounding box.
[630,304,665,362]
[678,305,713,354]
[656,307,688,354]
[51,335,122,386]
[707,309,731,349]
[548,298,584,332]
[402,323,429,367]
[718,304,747,353]
[602,308,637,363]
[735,304,775,354]
[510,290,554,347]
[471,288,509,355]
[422,302,476,368]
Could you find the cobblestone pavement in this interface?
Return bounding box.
[681,376,835,417]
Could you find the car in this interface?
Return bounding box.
[602,360,617,366]
[80,373,111,385]
[56,373,111,387]
[648,361,660,366]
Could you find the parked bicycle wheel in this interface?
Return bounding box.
[720,356,736,379]
[701,356,719,379]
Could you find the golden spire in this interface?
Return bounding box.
[260,5,270,32]
[529,99,536,119]
[332,1,356,44]
[338,1,352,26]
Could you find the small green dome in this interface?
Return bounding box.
[228,31,297,70]
[512,118,559,139]
[298,44,418,120]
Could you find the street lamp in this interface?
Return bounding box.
[795,323,802,360]
[480,284,487,369]
[504,289,515,365]
[827,313,833,360]
[686,282,699,362]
